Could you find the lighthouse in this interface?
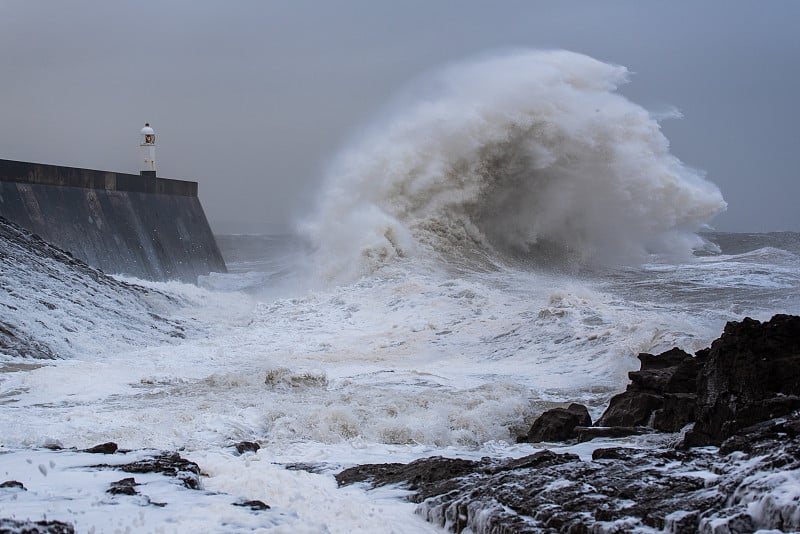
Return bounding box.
[139,123,156,177]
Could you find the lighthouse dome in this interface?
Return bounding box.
[140,123,156,146]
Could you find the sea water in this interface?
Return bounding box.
[1,50,799,532]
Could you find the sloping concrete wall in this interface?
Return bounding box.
[0,158,226,282]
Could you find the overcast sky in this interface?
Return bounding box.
[1,1,798,233]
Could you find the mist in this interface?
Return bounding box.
[304,50,727,282]
[1,1,798,233]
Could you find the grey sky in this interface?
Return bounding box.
[1,1,798,233]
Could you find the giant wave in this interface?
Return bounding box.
[302,50,727,281]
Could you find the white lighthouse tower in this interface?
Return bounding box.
[139,123,156,177]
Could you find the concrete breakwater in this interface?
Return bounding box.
[0,158,226,282]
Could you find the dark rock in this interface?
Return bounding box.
[593,314,800,446]
[107,477,138,496]
[336,456,478,500]
[596,347,704,431]
[718,416,798,455]
[332,315,800,533]
[686,314,800,446]
[234,441,260,455]
[630,348,700,393]
[0,518,75,534]
[518,403,591,442]
[591,447,639,461]
[92,452,201,490]
[664,510,700,534]
[0,480,25,490]
[652,393,697,432]
[595,391,664,427]
[283,462,329,474]
[338,411,800,533]
[84,442,118,454]
[233,500,270,511]
[784,417,800,436]
[481,450,579,476]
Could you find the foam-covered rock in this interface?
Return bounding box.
[339,412,800,533]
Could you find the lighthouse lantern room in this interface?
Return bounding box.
[139,123,156,177]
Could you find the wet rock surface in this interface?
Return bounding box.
[234,441,261,455]
[233,500,271,511]
[518,403,592,443]
[0,447,276,530]
[338,315,800,533]
[91,451,202,490]
[685,314,800,446]
[596,347,704,432]
[340,413,800,533]
[0,519,75,534]
[107,477,139,496]
[84,442,118,454]
[592,314,800,444]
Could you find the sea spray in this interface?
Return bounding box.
[302,50,726,282]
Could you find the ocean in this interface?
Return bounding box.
[2,228,798,532]
[2,50,800,532]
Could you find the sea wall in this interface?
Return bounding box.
[0,158,226,282]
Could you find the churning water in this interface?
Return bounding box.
[1,50,798,532]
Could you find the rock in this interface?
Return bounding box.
[233,500,270,511]
[595,347,702,432]
[0,480,25,490]
[518,403,591,442]
[699,510,755,533]
[481,450,580,475]
[336,456,478,496]
[105,477,167,507]
[0,518,75,533]
[630,348,701,392]
[283,462,329,474]
[338,412,800,533]
[685,314,800,446]
[591,447,638,461]
[42,440,63,450]
[595,390,665,427]
[84,442,118,454]
[332,317,800,533]
[595,315,800,445]
[234,441,260,455]
[652,393,697,432]
[107,477,138,496]
[91,452,201,490]
[718,416,800,455]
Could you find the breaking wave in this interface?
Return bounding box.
[302,50,727,281]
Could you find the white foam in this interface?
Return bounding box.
[301,50,726,282]
[2,240,797,529]
[1,259,718,452]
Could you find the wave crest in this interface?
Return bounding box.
[302,50,726,280]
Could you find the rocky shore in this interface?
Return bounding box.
[0,443,273,534]
[338,314,800,533]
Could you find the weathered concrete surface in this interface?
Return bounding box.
[0,159,226,282]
